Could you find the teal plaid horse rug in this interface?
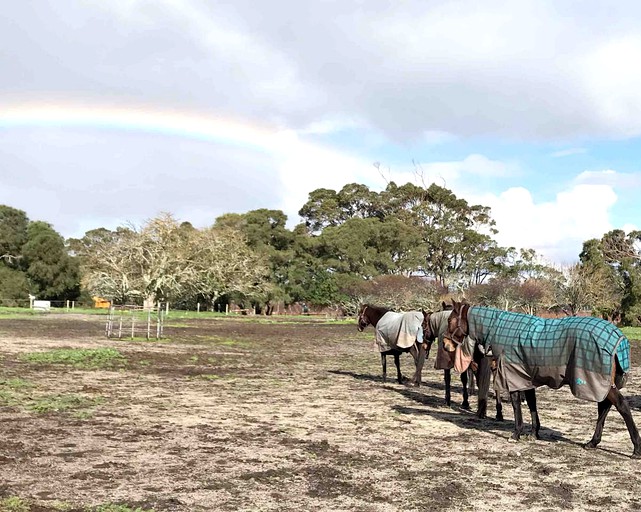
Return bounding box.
[375,311,423,353]
[462,306,630,402]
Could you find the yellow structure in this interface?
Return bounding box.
[93,297,111,309]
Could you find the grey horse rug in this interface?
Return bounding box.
[375,311,423,353]
[461,306,630,402]
[426,311,457,370]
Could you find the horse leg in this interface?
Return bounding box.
[510,390,524,441]
[495,393,504,421]
[444,369,452,406]
[585,388,641,458]
[381,353,387,382]
[524,389,540,439]
[409,343,427,387]
[460,370,470,409]
[394,352,403,384]
[584,396,612,451]
[475,355,492,419]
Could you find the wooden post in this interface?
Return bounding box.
[147,308,151,340]
[156,303,161,339]
[118,311,123,339]
[131,313,135,340]
[225,304,229,315]
[66,300,69,310]
[197,302,200,313]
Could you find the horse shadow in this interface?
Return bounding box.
[627,394,641,412]
[328,369,387,383]
[387,386,583,448]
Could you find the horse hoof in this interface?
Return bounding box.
[632,452,641,460]
[496,414,504,422]
[461,402,470,410]
[510,433,521,442]
[583,441,598,450]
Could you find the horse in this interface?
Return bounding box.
[357,304,428,386]
[422,309,503,418]
[443,299,641,458]
[357,304,477,409]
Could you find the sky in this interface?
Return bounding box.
[2,1,641,265]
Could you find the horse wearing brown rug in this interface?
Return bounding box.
[422,309,502,417]
[443,299,641,458]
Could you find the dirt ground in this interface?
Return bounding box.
[1,314,641,512]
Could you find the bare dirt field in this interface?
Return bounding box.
[1,314,641,512]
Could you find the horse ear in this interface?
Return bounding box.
[451,299,460,312]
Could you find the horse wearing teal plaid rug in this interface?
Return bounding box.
[444,299,641,458]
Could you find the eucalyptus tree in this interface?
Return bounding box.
[579,229,640,323]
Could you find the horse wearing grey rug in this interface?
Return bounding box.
[357,304,478,409]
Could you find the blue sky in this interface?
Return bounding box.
[2,1,641,265]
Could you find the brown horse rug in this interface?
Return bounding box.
[426,311,458,370]
[461,306,630,402]
[375,311,423,352]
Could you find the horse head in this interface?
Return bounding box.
[443,298,470,352]
[421,309,437,342]
[357,304,371,332]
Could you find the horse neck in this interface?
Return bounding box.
[366,306,389,326]
[430,310,452,337]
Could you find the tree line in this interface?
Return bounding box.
[1,181,640,324]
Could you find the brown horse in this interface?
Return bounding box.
[443,299,641,458]
[357,304,429,386]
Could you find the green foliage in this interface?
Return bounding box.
[0,205,29,266]
[579,230,641,325]
[0,266,29,305]
[0,496,30,512]
[94,504,153,512]
[21,348,126,368]
[27,393,103,414]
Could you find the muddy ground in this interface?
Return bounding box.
[1,314,641,511]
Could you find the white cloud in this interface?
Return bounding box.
[477,184,617,264]
[574,169,641,189]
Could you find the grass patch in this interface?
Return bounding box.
[0,378,33,390]
[0,496,29,512]
[94,504,154,512]
[622,326,641,341]
[21,348,126,369]
[26,393,104,415]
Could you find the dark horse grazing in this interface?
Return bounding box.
[443,299,641,458]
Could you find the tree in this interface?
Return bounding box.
[190,225,270,308]
[21,221,80,300]
[0,266,29,306]
[0,205,29,267]
[579,230,639,324]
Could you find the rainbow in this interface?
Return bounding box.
[0,101,282,153]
